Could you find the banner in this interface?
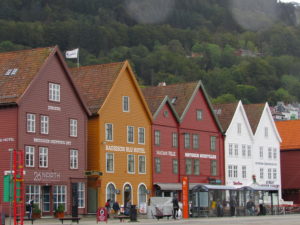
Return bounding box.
[65,48,79,59]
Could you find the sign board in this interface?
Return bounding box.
[96,207,107,223]
[139,202,147,214]
[182,176,189,219]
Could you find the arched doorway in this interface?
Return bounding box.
[138,184,147,208]
[106,183,116,204]
[123,183,132,207]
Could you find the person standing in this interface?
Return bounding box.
[27,199,34,219]
[172,195,179,219]
[230,197,237,217]
[105,199,111,218]
[246,199,255,216]
[113,201,120,215]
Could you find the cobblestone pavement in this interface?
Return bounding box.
[5,214,300,225]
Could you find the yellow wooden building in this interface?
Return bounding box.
[70,61,152,213]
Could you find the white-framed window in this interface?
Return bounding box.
[78,182,85,208]
[106,153,114,172]
[127,154,135,173]
[26,185,41,210]
[237,123,241,134]
[210,136,216,151]
[273,168,277,179]
[49,83,60,102]
[70,149,78,169]
[211,160,217,176]
[259,146,264,159]
[194,159,200,175]
[185,159,192,175]
[193,134,199,149]
[122,96,129,112]
[40,115,49,134]
[273,148,277,160]
[264,127,268,137]
[242,145,246,157]
[138,155,146,174]
[25,146,35,167]
[106,183,116,203]
[105,123,113,141]
[70,119,78,137]
[27,113,36,133]
[154,130,160,146]
[268,168,272,179]
[228,165,233,178]
[172,132,178,148]
[260,168,264,179]
[229,144,233,156]
[268,147,272,159]
[39,147,48,168]
[233,165,238,178]
[138,127,145,144]
[172,159,178,174]
[155,157,161,173]
[242,166,246,179]
[53,185,66,211]
[196,109,203,120]
[184,133,190,149]
[247,145,251,158]
[127,126,134,143]
[234,144,238,157]
[138,184,147,208]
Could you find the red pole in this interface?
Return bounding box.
[182,176,189,219]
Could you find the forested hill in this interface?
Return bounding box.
[1,0,300,105]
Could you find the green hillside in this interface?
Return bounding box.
[1,0,300,104]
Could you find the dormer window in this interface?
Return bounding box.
[4,68,18,76]
[171,97,177,104]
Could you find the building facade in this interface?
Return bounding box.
[71,61,152,213]
[0,47,90,216]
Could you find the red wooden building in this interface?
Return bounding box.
[276,120,300,203]
[0,47,90,216]
[143,81,224,196]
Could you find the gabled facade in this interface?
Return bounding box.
[213,101,254,188]
[245,103,282,197]
[143,81,224,195]
[0,47,90,216]
[141,93,180,196]
[276,120,300,203]
[71,61,152,212]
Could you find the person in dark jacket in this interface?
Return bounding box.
[172,195,179,219]
[113,201,120,215]
[230,197,237,217]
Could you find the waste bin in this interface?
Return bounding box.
[130,205,137,222]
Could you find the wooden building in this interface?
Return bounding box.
[0,47,90,216]
[70,61,152,213]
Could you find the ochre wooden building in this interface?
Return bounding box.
[71,61,152,212]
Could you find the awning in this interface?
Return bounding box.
[239,186,278,191]
[192,184,237,192]
[154,183,199,191]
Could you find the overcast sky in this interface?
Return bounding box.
[279,0,300,3]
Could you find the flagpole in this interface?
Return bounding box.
[77,48,80,68]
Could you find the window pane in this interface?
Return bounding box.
[155,158,161,173]
[139,156,145,173]
[185,159,192,175]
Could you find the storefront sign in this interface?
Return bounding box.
[255,162,277,166]
[156,150,176,157]
[48,105,61,111]
[96,207,107,223]
[185,152,216,159]
[182,176,189,219]
[0,137,15,142]
[33,138,71,146]
[105,145,145,153]
[33,171,61,181]
[233,181,243,185]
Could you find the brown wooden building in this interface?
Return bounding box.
[0,47,90,216]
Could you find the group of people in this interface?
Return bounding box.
[105,199,133,218]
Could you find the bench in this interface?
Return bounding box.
[59,217,81,224]
[114,215,130,222]
[16,218,35,224]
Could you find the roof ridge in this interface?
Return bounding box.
[0,46,56,55]
[70,61,125,70]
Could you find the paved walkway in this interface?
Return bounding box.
[4,214,300,225]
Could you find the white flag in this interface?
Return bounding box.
[65,48,79,59]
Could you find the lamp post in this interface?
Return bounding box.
[8,148,14,225]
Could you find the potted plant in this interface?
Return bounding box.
[32,204,41,219]
[54,204,65,218]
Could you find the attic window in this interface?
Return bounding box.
[171,97,177,104]
[4,68,18,76]
[214,109,222,115]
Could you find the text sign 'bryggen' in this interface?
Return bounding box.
[105,145,145,153]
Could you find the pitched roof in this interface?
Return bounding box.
[276,120,300,150]
[212,102,239,131]
[0,47,55,105]
[142,95,166,115]
[142,81,199,118]
[70,62,125,114]
[244,103,265,133]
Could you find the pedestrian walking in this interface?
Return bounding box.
[172,194,179,219]
[105,199,111,218]
[230,197,237,217]
[246,199,255,216]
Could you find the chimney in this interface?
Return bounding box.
[158,82,166,86]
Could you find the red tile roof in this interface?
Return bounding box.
[212,102,239,131]
[142,95,166,115]
[70,62,125,114]
[276,120,300,150]
[244,103,265,133]
[142,81,199,117]
[0,47,55,105]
